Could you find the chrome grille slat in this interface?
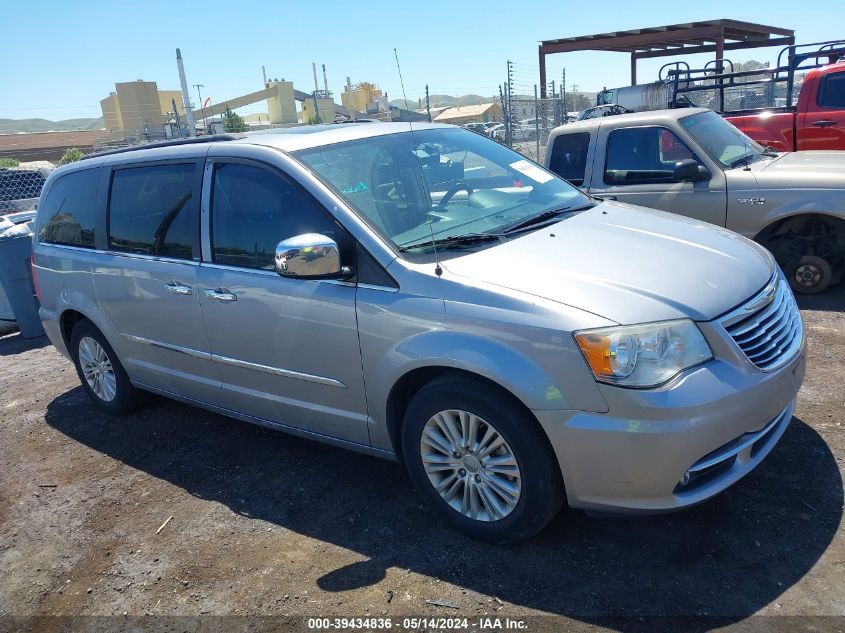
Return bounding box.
[733,294,789,344]
[720,273,803,371]
[741,309,794,354]
[729,288,786,338]
[749,318,800,365]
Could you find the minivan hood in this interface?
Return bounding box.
[441,202,775,324]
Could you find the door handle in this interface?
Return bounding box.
[165,281,193,296]
[811,120,836,128]
[205,288,237,302]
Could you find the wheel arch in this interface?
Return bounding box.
[753,211,845,246]
[384,365,560,474]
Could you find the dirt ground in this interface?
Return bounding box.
[0,292,843,632]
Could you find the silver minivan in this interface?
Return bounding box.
[33,124,806,542]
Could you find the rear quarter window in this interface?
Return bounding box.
[818,71,845,108]
[38,168,99,248]
[547,133,590,186]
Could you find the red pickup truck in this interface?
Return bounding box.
[596,40,845,151]
[727,62,845,151]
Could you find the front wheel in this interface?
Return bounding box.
[401,377,564,543]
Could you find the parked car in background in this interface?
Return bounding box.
[463,122,489,136]
[488,123,506,141]
[34,123,804,542]
[576,104,631,121]
[545,108,845,293]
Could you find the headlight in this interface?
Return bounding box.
[574,319,713,388]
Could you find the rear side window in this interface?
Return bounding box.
[818,71,845,108]
[38,169,98,248]
[547,133,590,186]
[210,162,343,270]
[604,127,695,185]
[108,163,196,259]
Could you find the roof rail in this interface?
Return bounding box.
[79,133,245,161]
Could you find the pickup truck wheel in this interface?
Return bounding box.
[401,377,564,543]
[788,255,832,294]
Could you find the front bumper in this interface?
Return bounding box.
[534,334,806,514]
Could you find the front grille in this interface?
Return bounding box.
[720,273,803,371]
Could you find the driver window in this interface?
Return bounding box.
[604,127,695,185]
[210,162,343,270]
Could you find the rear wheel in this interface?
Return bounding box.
[401,376,564,543]
[70,320,144,415]
[788,255,833,295]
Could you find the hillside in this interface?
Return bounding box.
[0,117,104,134]
[389,94,495,110]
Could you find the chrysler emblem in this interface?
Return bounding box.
[745,279,778,311]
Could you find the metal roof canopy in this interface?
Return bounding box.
[539,19,795,98]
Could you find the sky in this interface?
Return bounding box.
[1,0,842,121]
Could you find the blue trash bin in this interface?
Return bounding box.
[0,233,45,338]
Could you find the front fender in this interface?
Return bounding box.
[356,290,609,452]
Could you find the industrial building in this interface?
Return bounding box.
[341,81,387,115]
[434,103,502,125]
[99,80,186,140]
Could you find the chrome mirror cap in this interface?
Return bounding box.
[275,233,347,279]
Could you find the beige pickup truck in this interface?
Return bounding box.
[544,107,845,293]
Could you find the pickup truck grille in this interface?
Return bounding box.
[720,273,803,371]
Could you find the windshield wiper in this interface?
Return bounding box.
[729,154,757,169]
[398,233,503,253]
[501,206,576,234]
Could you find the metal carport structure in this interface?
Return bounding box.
[538,19,795,98]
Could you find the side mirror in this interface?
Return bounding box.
[274,233,352,279]
[673,159,702,182]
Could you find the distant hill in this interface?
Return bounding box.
[389,94,495,110]
[0,117,104,134]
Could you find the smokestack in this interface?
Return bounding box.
[322,64,329,95]
[262,65,267,86]
[312,63,319,94]
[175,48,196,137]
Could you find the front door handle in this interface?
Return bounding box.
[165,281,193,296]
[811,120,837,128]
[205,288,238,302]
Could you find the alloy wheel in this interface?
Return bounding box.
[78,336,117,402]
[420,409,522,521]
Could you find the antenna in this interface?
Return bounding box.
[394,48,442,277]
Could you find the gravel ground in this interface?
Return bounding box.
[0,291,843,632]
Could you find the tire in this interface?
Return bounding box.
[401,376,564,543]
[70,319,144,415]
[788,255,833,295]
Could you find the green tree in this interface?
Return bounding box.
[59,148,85,164]
[222,107,248,133]
[0,157,20,168]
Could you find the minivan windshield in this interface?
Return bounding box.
[292,128,590,255]
[680,110,768,168]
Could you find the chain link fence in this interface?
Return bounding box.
[0,165,51,215]
[493,62,596,165]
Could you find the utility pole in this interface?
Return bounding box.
[506,60,514,146]
[425,84,431,122]
[562,68,567,117]
[534,84,540,160]
[193,84,206,133]
[262,65,267,86]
